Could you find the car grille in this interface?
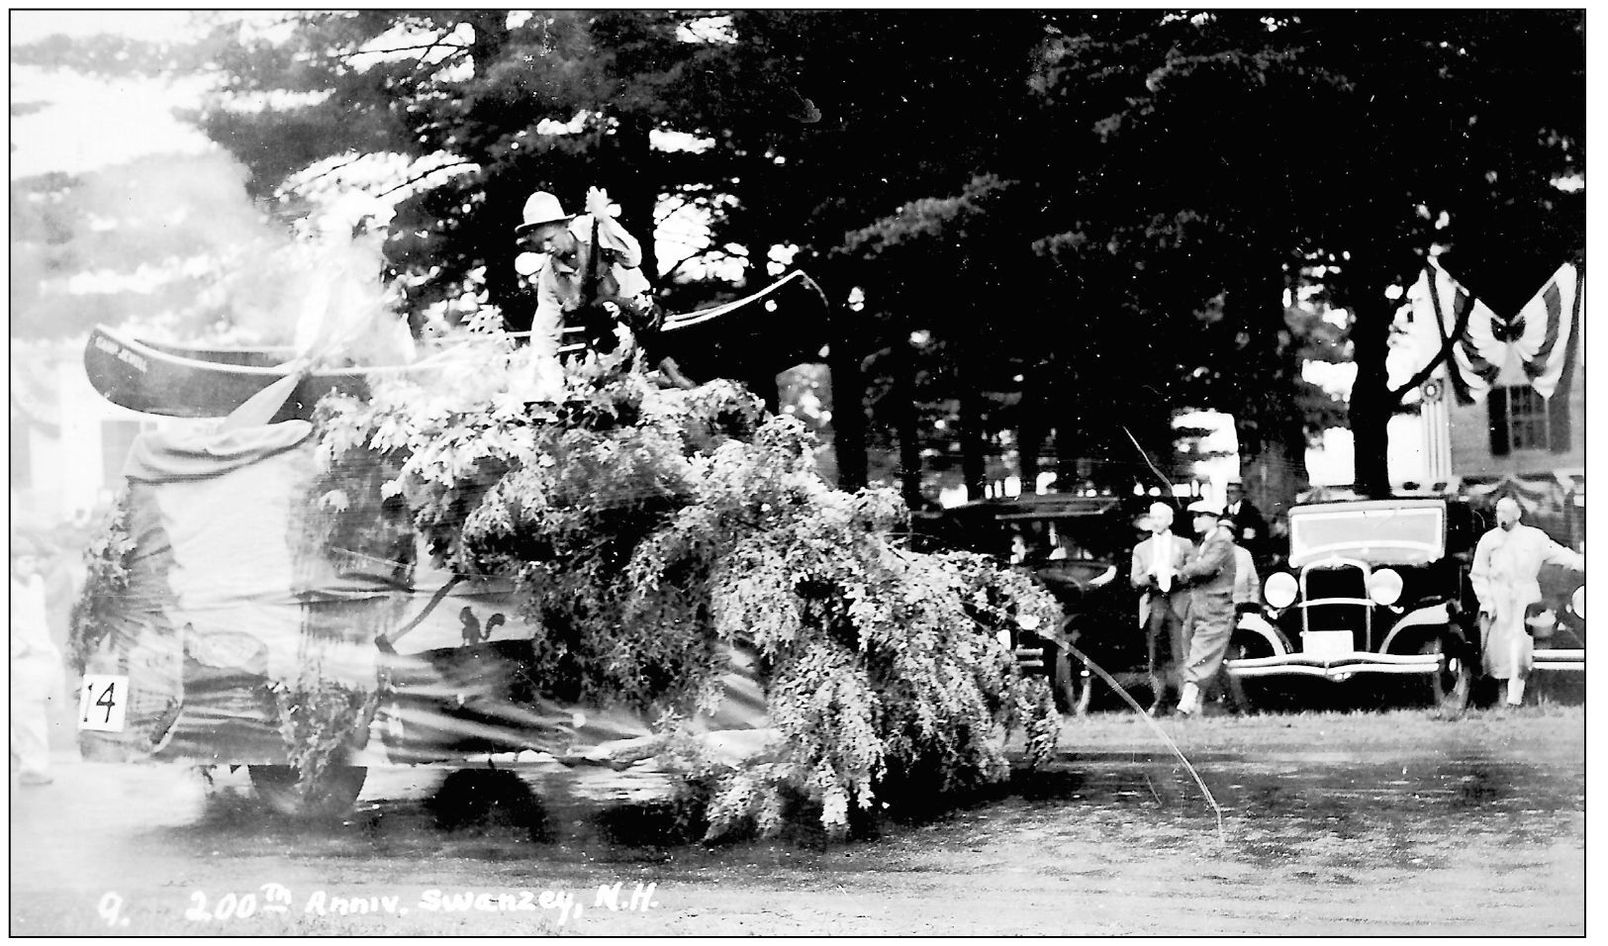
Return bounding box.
[1301,563,1370,649]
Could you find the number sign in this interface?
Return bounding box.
[78,675,129,732]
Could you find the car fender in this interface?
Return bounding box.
[1234,611,1291,656]
[1380,602,1455,654]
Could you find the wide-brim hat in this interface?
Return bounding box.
[1186,499,1223,518]
[514,190,577,235]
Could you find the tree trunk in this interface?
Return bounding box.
[959,384,987,502]
[891,335,925,509]
[1348,280,1394,497]
[1242,436,1305,525]
[827,300,868,491]
[464,12,510,71]
[485,171,534,333]
[1053,374,1083,491]
[613,114,659,282]
[1017,365,1043,497]
[955,318,989,501]
[1231,257,1309,513]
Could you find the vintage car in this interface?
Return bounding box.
[913,492,1282,713]
[1222,493,1593,710]
[911,493,1138,712]
[1229,494,1586,708]
[1225,497,1485,709]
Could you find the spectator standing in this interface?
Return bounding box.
[1225,479,1269,567]
[1470,496,1585,708]
[1129,502,1193,716]
[1223,515,1262,614]
[11,537,63,786]
[1175,501,1238,717]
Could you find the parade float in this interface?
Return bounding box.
[69,269,1062,839]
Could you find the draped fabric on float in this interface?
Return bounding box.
[79,420,772,766]
[1407,259,1583,405]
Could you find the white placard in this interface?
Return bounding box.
[78,675,130,732]
[1302,630,1355,661]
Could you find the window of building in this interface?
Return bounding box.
[1506,386,1550,450]
[1488,384,1571,456]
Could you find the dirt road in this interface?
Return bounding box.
[9,706,1584,935]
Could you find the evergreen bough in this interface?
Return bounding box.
[311,337,1062,839]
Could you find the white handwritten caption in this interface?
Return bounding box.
[97,882,657,927]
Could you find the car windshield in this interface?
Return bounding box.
[1288,505,1445,567]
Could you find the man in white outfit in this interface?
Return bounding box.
[1129,502,1193,716]
[1469,497,1584,708]
[11,538,63,785]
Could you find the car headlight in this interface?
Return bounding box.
[1368,568,1403,606]
[1016,613,1042,631]
[1263,572,1298,609]
[1571,585,1584,619]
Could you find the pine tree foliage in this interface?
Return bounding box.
[313,340,1061,838]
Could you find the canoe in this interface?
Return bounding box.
[84,328,388,422]
[651,269,830,380]
[83,271,829,420]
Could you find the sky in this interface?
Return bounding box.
[7,10,721,286]
[8,11,215,176]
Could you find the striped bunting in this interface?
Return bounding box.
[1407,259,1581,404]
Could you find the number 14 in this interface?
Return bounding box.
[78,675,129,733]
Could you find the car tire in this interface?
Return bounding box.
[1419,637,1472,713]
[248,764,367,818]
[1046,645,1089,715]
[1222,638,1256,714]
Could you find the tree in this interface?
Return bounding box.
[1026,10,1583,497]
[192,11,1050,490]
[838,175,1034,503]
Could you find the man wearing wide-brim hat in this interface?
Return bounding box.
[513,187,666,397]
[1174,499,1239,716]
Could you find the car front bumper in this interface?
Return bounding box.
[1225,652,1447,680]
[1226,648,1584,679]
[1532,648,1584,672]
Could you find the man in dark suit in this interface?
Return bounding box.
[1225,479,1269,566]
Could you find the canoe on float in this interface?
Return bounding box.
[84,270,829,420]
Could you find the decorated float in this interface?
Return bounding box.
[70,272,1063,838]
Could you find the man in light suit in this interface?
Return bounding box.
[1130,501,1194,716]
[1176,500,1239,716]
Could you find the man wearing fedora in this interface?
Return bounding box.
[1175,499,1239,716]
[514,187,691,392]
[1224,478,1268,568]
[1129,501,1193,716]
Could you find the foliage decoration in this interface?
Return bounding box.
[310,342,1062,839]
[269,672,379,796]
[67,490,137,674]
